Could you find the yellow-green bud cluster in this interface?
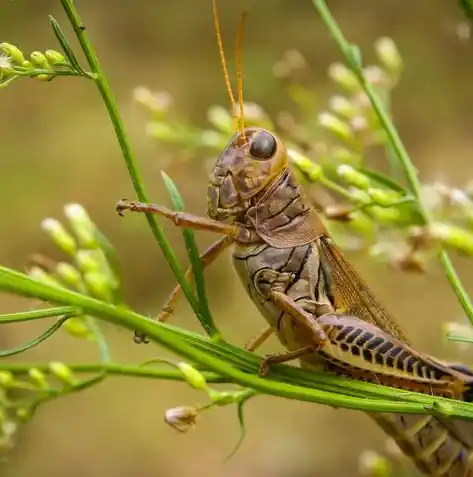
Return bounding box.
[29,204,123,340]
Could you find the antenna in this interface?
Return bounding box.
[212,0,239,133]
[235,11,247,138]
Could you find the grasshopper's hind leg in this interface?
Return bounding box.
[259,294,330,375]
[134,235,233,344]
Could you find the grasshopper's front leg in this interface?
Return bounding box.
[117,199,255,242]
[117,199,257,342]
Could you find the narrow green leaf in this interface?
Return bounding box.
[347,43,362,68]
[85,316,111,363]
[357,166,406,193]
[49,16,85,75]
[224,391,257,462]
[447,334,473,344]
[0,315,72,357]
[161,171,219,337]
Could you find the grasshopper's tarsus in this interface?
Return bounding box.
[133,330,149,344]
[258,346,314,377]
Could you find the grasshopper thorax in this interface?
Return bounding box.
[207,127,288,221]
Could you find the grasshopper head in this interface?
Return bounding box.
[207,127,288,220]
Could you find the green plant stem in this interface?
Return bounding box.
[311,0,473,325]
[14,69,85,78]
[0,361,225,383]
[59,0,201,321]
[2,267,473,419]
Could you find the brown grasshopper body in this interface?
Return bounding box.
[118,3,473,475]
[119,127,473,477]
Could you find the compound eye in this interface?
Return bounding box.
[249,131,277,160]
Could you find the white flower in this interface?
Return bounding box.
[0,54,12,70]
[164,406,198,433]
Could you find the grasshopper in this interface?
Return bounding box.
[118,2,473,475]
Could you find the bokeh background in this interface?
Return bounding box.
[1,1,473,476]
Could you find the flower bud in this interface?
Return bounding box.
[324,204,353,222]
[28,368,49,389]
[408,226,433,251]
[0,43,24,64]
[368,205,404,225]
[318,113,354,141]
[30,51,51,70]
[358,450,391,477]
[430,222,473,256]
[27,266,62,288]
[328,95,357,119]
[41,218,77,255]
[337,164,371,190]
[49,362,76,386]
[329,146,361,165]
[283,49,307,70]
[21,60,34,70]
[273,59,291,78]
[0,54,12,73]
[84,272,112,302]
[16,408,30,421]
[37,73,54,81]
[55,262,84,290]
[288,149,323,181]
[0,372,14,387]
[328,63,360,91]
[346,210,376,237]
[164,406,198,433]
[1,420,18,441]
[363,65,388,87]
[44,49,67,65]
[392,250,426,274]
[133,87,173,116]
[64,203,97,248]
[350,115,369,134]
[367,188,403,207]
[75,250,101,274]
[348,188,371,204]
[63,317,93,339]
[176,362,208,392]
[374,37,403,74]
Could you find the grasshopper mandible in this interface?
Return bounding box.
[118,2,473,475]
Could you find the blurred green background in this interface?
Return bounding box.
[2,1,473,476]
